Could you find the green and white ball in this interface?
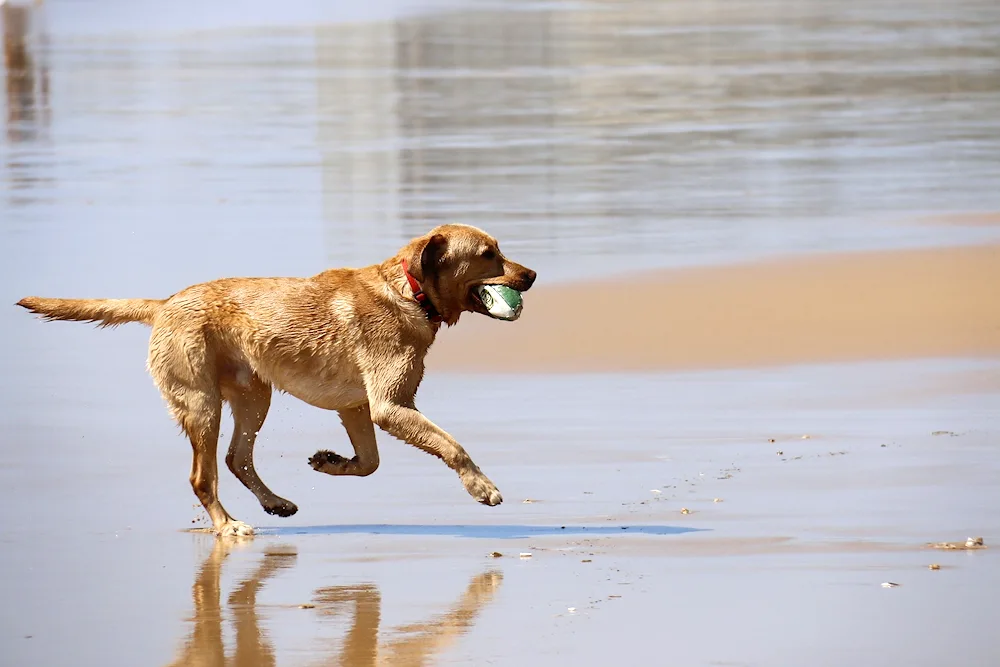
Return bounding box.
[475,285,523,321]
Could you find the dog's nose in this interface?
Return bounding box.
[523,269,537,289]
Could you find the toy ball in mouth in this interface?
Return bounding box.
[475,284,523,321]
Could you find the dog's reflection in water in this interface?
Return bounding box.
[166,540,296,667]
[167,540,503,667]
[312,570,502,667]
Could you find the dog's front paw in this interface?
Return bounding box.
[309,450,349,472]
[461,470,503,506]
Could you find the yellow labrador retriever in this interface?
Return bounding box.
[17,224,536,537]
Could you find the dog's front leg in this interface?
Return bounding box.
[309,403,381,478]
[369,401,503,506]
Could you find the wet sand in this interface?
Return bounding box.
[3,356,999,666]
[430,243,1000,373]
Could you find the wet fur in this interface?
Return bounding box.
[17,224,536,537]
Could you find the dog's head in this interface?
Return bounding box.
[401,224,536,326]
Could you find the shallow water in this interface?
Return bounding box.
[3,0,1000,290]
[258,524,702,538]
[3,1,1000,665]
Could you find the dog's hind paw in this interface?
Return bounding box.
[263,498,299,517]
[217,520,254,538]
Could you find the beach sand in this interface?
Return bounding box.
[429,243,1000,373]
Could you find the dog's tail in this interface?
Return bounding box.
[16,296,165,327]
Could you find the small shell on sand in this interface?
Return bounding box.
[881,582,900,588]
[519,552,532,559]
[928,538,987,551]
[928,564,941,570]
[488,551,503,558]
[680,508,691,514]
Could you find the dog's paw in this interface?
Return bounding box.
[263,498,299,518]
[217,520,254,538]
[309,450,349,472]
[462,471,503,507]
[480,487,503,506]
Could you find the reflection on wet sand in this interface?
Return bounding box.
[167,540,502,667]
[2,0,51,210]
[311,0,1000,262]
[166,540,297,667]
[2,0,48,142]
[312,570,502,667]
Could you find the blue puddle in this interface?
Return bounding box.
[257,524,707,539]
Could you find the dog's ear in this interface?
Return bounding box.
[420,233,448,279]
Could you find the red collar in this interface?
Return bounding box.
[400,259,443,323]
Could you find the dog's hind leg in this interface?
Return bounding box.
[308,403,380,477]
[181,390,252,536]
[222,374,298,518]
[149,326,252,537]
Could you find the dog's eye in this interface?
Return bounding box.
[481,249,496,260]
